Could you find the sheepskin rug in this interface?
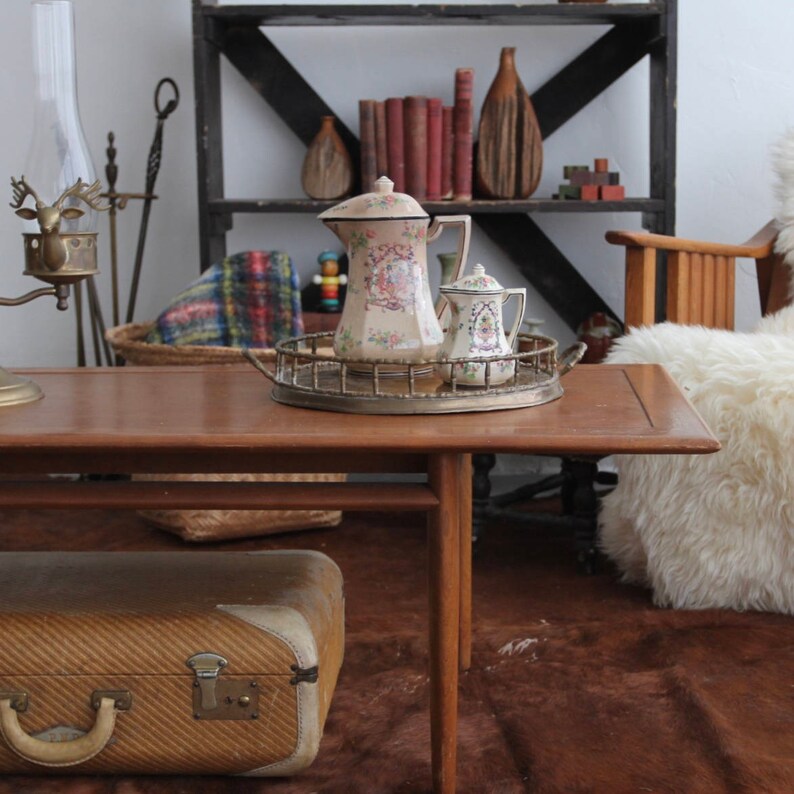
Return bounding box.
[598,305,794,612]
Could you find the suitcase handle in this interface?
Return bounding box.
[0,694,123,767]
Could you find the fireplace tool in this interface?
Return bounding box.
[81,77,179,366]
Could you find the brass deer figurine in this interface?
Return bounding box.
[10,176,108,272]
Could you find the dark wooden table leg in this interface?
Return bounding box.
[566,457,600,575]
[458,453,472,672]
[428,453,461,794]
[471,452,496,543]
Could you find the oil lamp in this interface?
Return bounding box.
[0,0,106,406]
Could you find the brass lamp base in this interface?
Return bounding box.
[0,367,43,407]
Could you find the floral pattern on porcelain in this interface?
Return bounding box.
[366,327,414,351]
[463,273,499,291]
[451,357,513,383]
[349,228,376,256]
[363,242,422,313]
[421,318,444,346]
[364,193,412,211]
[471,301,502,353]
[335,326,360,354]
[402,221,427,245]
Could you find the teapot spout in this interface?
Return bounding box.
[322,220,352,247]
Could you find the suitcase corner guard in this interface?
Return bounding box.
[0,690,131,768]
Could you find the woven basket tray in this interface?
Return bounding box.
[105,322,343,543]
[105,322,278,366]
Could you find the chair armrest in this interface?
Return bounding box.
[606,221,777,259]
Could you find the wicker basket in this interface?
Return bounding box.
[106,322,344,542]
[105,322,278,366]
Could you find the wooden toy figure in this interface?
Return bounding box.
[312,250,348,312]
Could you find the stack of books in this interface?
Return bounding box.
[358,68,474,202]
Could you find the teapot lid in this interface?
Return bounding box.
[318,176,428,221]
[440,263,503,295]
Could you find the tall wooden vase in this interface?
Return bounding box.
[475,47,543,199]
[301,116,354,200]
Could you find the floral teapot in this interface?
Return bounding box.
[318,177,471,369]
[436,263,526,386]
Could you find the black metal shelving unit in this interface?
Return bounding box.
[191,1,677,331]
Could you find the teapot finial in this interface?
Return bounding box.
[374,176,394,194]
[472,263,486,276]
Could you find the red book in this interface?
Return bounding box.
[385,97,405,192]
[374,101,389,180]
[426,98,443,201]
[358,99,377,192]
[404,95,428,201]
[441,105,454,199]
[453,68,474,201]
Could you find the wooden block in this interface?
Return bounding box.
[563,164,589,179]
[580,184,599,200]
[599,184,625,200]
[593,172,610,185]
[608,172,620,185]
[558,185,581,200]
[594,157,608,173]
[569,170,595,186]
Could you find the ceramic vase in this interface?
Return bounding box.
[475,47,543,199]
[301,116,354,200]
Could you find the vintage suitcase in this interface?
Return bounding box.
[0,550,344,775]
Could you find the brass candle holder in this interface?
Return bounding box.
[0,176,108,406]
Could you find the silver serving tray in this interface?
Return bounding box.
[243,333,585,415]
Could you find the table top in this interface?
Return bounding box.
[0,366,718,465]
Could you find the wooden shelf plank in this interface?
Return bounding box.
[199,4,665,27]
[209,198,665,215]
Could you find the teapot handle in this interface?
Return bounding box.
[501,288,527,350]
[427,215,471,321]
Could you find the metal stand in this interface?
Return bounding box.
[471,454,617,574]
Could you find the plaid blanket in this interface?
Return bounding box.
[146,251,304,347]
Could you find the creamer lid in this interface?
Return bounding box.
[318,176,428,221]
[440,263,503,294]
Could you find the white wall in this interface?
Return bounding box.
[1,0,792,368]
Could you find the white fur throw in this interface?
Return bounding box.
[599,306,794,612]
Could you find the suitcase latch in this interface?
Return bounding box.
[186,652,260,721]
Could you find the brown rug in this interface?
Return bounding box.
[0,498,792,793]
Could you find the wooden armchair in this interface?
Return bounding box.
[599,223,794,612]
[606,221,791,328]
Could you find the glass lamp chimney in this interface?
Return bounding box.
[23,0,97,234]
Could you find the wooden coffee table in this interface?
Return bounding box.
[0,365,718,793]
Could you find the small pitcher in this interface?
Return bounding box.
[436,263,526,386]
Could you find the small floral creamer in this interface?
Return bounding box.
[436,263,527,387]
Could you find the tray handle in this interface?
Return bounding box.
[0,693,127,767]
[242,348,276,382]
[557,342,587,376]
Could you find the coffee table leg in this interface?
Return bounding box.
[459,453,472,672]
[428,453,461,794]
